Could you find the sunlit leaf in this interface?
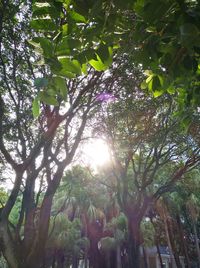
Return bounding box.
[81,63,87,75]
[68,10,86,23]
[141,80,147,89]
[167,86,175,95]
[153,90,163,98]
[58,57,82,75]
[89,54,108,71]
[32,97,40,118]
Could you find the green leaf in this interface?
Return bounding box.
[167,86,175,95]
[56,37,81,56]
[152,76,160,90]
[68,10,86,23]
[147,75,163,94]
[52,76,68,100]
[76,49,97,64]
[180,116,190,131]
[144,70,153,76]
[96,44,110,63]
[56,70,76,78]
[89,54,108,71]
[146,74,154,84]
[153,90,163,98]
[39,91,59,106]
[157,75,164,87]
[81,63,87,75]
[33,2,51,9]
[32,97,40,118]
[30,19,57,31]
[141,80,147,89]
[34,37,54,58]
[63,0,71,9]
[58,57,82,75]
[46,58,62,72]
[180,23,200,47]
[146,26,156,33]
[32,6,60,19]
[28,39,41,49]
[62,23,68,35]
[34,77,48,88]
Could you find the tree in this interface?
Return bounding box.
[29,0,200,113]
[94,88,200,267]
[151,167,200,268]
[47,214,88,268]
[46,165,109,268]
[155,197,183,268]
[1,1,200,267]
[0,1,113,267]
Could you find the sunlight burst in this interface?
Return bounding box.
[81,139,111,168]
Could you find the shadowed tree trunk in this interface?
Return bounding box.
[176,215,191,268]
[116,245,122,268]
[192,219,200,268]
[150,216,164,268]
[142,245,148,268]
[72,253,79,268]
[156,243,164,268]
[166,217,182,268]
[127,216,141,268]
[87,220,105,268]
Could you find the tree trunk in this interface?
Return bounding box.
[142,245,148,268]
[164,214,181,268]
[176,215,191,268]
[127,234,140,268]
[116,245,122,268]
[89,240,105,268]
[163,214,175,268]
[156,243,164,268]
[0,221,19,268]
[87,219,105,268]
[72,253,79,268]
[52,250,56,268]
[23,165,66,268]
[192,219,200,268]
[127,218,141,268]
[20,194,54,268]
[105,251,111,268]
[150,217,164,268]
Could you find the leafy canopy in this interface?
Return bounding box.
[30,0,200,114]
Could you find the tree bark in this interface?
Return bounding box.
[0,221,19,268]
[156,243,164,268]
[142,245,148,268]
[127,217,141,268]
[163,213,175,268]
[72,253,79,268]
[176,215,191,268]
[150,216,164,268]
[116,245,122,268]
[164,214,181,268]
[192,219,200,268]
